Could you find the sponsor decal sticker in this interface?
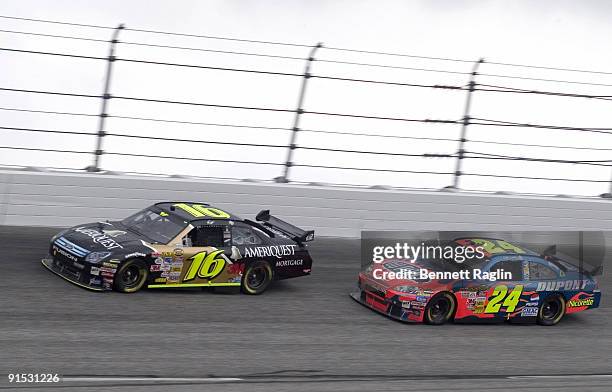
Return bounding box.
[244,245,297,259]
[536,280,587,291]
[275,259,303,267]
[521,307,538,317]
[150,264,161,272]
[90,266,100,276]
[74,227,124,250]
[568,298,594,307]
[168,272,181,281]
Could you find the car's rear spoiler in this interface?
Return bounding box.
[255,210,314,244]
[542,245,603,276]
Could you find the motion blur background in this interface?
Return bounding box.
[1,0,612,196]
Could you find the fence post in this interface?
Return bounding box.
[87,24,125,172]
[451,58,484,189]
[276,42,323,183]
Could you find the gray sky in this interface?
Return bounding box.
[1,0,611,196]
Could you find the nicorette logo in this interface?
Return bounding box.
[568,298,594,307]
[243,245,297,259]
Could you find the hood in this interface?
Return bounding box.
[57,221,151,256]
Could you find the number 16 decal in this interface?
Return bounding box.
[484,285,523,313]
[183,250,226,282]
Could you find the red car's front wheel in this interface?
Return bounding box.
[424,292,456,325]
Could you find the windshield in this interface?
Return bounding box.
[121,207,187,244]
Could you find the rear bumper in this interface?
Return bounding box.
[41,256,107,291]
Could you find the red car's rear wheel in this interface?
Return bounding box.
[537,295,566,326]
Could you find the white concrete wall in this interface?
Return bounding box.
[1,169,611,237]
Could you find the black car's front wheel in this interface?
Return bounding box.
[424,292,456,325]
[114,259,148,293]
[241,261,273,295]
[537,295,566,326]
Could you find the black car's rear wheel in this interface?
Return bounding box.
[537,295,565,326]
[114,259,148,293]
[241,261,272,295]
[424,292,456,325]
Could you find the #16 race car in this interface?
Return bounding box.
[42,202,314,294]
[351,238,601,326]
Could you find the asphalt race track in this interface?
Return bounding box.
[1,226,611,391]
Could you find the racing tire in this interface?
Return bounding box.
[537,295,566,326]
[114,259,148,293]
[241,261,273,295]
[424,292,456,325]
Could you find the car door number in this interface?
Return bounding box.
[183,250,226,282]
[484,284,523,313]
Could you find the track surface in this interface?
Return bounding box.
[1,226,611,391]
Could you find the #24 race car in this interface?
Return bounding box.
[351,238,601,326]
[42,202,314,294]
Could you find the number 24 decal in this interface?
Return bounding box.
[484,285,523,313]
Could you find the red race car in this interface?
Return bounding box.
[350,238,601,326]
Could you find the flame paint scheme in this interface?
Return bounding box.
[350,238,601,325]
[42,202,314,294]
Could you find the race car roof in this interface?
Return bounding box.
[452,237,539,256]
[154,202,241,222]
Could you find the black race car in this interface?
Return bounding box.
[42,202,314,294]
